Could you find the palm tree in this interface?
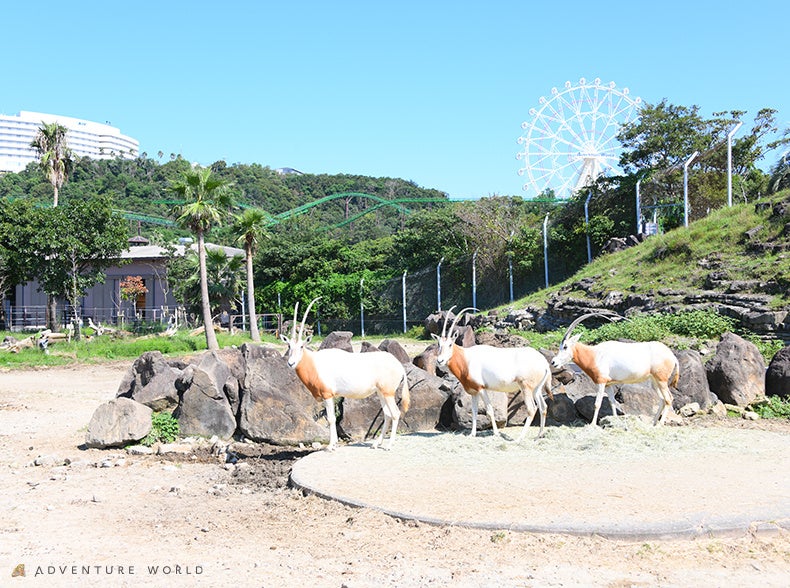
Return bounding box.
[169,167,232,351]
[30,122,73,207]
[232,208,268,342]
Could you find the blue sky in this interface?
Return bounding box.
[4,1,788,200]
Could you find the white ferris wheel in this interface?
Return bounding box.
[517,77,642,199]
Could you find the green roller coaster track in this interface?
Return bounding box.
[145,192,448,230]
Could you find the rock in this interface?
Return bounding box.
[412,344,439,375]
[504,308,534,330]
[672,349,715,410]
[174,362,237,440]
[765,346,790,399]
[238,355,329,445]
[705,332,766,406]
[116,350,184,412]
[424,309,469,337]
[125,445,154,455]
[679,402,701,417]
[85,398,152,449]
[318,331,353,352]
[377,339,411,364]
[359,341,379,353]
[474,332,531,348]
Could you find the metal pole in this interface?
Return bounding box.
[727,122,742,207]
[472,250,477,309]
[402,270,407,334]
[507,254,514,303]
[437,257,444,311]
[543,213,550,288]
[584,191,592,263]
[683,151,699,227]
[359,277,365,338]
[635,178,642,234]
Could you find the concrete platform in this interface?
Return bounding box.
[290,424,790,539]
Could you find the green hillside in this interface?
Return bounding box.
[519,191,790,313]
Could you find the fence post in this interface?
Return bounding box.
[360,277,365,338]
[402,270,407,334]
[472,250,477,309]
[437,257,444,311]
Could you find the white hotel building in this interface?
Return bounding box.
[0,110,139,173]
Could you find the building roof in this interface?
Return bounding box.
[118,242,245,260]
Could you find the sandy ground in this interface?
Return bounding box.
[1,360,789,587]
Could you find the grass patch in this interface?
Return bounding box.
[0,328,268,369]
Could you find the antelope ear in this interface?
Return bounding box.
[280,334,289,343]
[430,333,439,341]
[304,334,313,345]
[570,333,583,344]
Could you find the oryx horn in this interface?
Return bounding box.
[446,306,478,338]
[560,311,621,343]
[298,296,322,340]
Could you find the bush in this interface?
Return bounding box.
[752,396,790,420]
[140,412,180,446]
[587,310,736,344]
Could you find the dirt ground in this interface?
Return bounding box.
[1,360,789,588]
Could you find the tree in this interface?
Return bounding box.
[169,167,232,350]
[28,197,129,336]
[232,208,268,341]
[119,275,148,326]
[30,122,73,207]
[169,248,244,322]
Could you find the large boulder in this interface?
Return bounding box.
[765,346,790,399]
[318,331,353,352]
[116,350,185,412]
[672,349,715,410]
[238,354,328,445]
[412,344,439,375]
[85,397,152,448]
[706,332,766,406]
[378,339,411,364]
[174,359,236,440]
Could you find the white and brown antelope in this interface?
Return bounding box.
[281,297,410,451]
[551,313,679,426]
[433,306,554,441]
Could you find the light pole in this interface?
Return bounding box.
[437,257,444,311]
[727,121,742,207]
[584,191,592,263]
[507,230,514,303]
[635,178,642,234]
[543,213,550,288]
[472,249,478,309]
[683,151,699,227]
[359,277,365,338]
[401,270,407,334]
